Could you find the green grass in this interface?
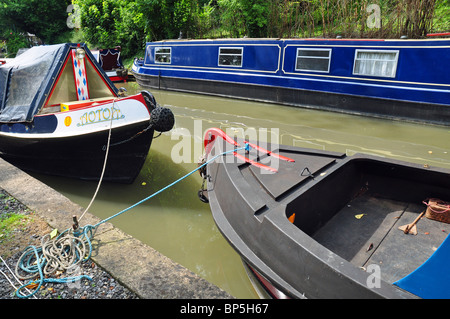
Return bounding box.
[0,193,32,244]
[0,212,30,239]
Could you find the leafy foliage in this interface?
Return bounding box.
[0,0,72,44]
[0,30,30,57]
[1,0,449,59]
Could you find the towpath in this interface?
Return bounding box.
[0,158,231,299]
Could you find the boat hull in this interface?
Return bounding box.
[105,70,128,83]
[205,131,450,298]
[0,121,153,183]
[133,71,448,125]
[0,94,155,183]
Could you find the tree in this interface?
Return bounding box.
[70,0,448,59]
[240,0,269,38]
[0,0,72,44]
[0,30,30,57]
[217,0,269,38]
[74,0,120,48]
[74,0,215,56]
[217,0,246,37]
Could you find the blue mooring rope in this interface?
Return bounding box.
[14,144,249,298]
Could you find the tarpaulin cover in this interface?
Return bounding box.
[394,233,450,299]
[0,43,116,123]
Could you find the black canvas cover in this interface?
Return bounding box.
[0,43,116,123]
[99,48,123,71]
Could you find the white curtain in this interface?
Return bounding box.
[354,51,398,77]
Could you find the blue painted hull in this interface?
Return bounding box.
[0,118,154,183]
[133,38,450,125]
[0,93,158,183]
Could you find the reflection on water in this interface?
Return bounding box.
[158,88,449,169]
[32,81,450,299]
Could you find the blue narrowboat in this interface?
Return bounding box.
[132,38,450,126]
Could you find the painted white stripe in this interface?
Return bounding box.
[1,99,150,139]
[138,66,450,94]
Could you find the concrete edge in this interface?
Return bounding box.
[0,158,232,299]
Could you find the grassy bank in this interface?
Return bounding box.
[0,191,50,259]
[0,192,32,241]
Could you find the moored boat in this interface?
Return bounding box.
[92,47,129,82]
[133,38,450,126]
[203,128,450,298]
[0,43,174,183]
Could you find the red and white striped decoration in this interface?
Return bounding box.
[71,49,90,101]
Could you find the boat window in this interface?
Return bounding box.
[295,48,332,73]
[155,47,171,64]
[218,47,243,67]
[353,50,399,78]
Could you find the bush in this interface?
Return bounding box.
[0,31,30,57]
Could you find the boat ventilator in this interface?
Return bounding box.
[12,140,246,298]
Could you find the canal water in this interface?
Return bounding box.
[32,81,450,299]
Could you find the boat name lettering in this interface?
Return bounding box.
[77,106,125,126]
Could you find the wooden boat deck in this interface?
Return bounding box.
[313,194,450,284]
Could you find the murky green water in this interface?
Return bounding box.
[32,81,450,298]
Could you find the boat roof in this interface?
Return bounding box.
[0,43,118,123]
[149,37,450,44]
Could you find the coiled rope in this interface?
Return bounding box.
[14,143,249,298]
